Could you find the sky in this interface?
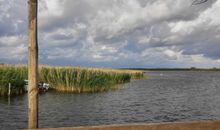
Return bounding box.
[0,0,220,68]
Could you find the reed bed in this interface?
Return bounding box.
[0,65,144,95]
[0,66,27,96]
[39,67,143,93]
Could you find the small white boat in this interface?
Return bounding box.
[24,80,50,92]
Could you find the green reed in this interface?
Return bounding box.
[0,65,144,95]
[39,67,136,93]
[0,66,27,96]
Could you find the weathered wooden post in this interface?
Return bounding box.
[28,0,38,128]
[8,83,11,96]
[8,82,11,105]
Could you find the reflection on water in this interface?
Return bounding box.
[1,71,220,129]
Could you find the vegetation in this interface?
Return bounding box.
[0,65,27,96]
[40,67,143,93]
[0,65,144,96]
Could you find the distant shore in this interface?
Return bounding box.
[122,68,220,71]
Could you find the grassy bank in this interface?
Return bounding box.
[40,67,143,93]
[0,65,144,95]
[0,65,27,96]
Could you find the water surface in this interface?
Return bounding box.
[1,71,220,129]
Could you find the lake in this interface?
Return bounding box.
[1,71,220,129]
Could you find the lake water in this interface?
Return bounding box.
[1,71,220,129]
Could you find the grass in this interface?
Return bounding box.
[0,65,27,96]
[0,65,144,96]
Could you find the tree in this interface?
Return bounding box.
[192,0,208,5]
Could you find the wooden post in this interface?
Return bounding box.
[28,0,38,129]
[8,83,11,96]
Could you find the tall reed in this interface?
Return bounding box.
[0,65,144,95]
[0,66,27,96]
[39,67,142,93]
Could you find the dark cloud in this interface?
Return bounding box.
[0,0,220,68]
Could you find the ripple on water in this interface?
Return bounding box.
[1,71,220,129]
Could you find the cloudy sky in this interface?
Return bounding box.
[0,0,220,68]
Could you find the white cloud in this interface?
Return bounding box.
[0,35,27,61]
[0,0,220,68]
